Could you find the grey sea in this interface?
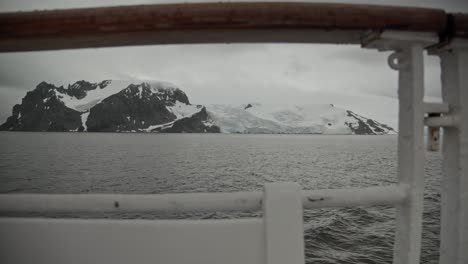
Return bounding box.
[0,132,441,264]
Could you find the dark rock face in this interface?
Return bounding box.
[379,123,394,131]
[160,107,220,133]
[1,81,218,133]
[366,119,385,133]
[0,82,82,131]
[86,84,176,132]
[57,80,109,99]
[345,110,394,135]
[150,83,190,105]
[345,111,375,135]
[43,80,111,101]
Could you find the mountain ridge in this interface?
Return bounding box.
[0,80,396,135]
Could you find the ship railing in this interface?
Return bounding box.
[0,2,467,264]
[0,183,407,264]
[0,185,407,213]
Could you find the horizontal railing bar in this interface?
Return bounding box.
[302,185,408,209]
[0,192,264,213]
[0,185,407,214]
[424,102,449,114]
[424,115,459,127]
[0,2,449,52]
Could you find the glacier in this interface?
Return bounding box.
[207,103,395,135]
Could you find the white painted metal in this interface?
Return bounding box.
[0,192,262,213]
[0,182,309,264]
[424,102,449,151]
[0,185,407,213]
[0,217,265,264]
[388,51,408,70]
[302,184,407,209]
[263,182,305,264]
[362,31,437,51]
[379,31,439,44]
[0,29,462,264]
[423,102,449,114]
[438,42,468,264]
[424,115,458,127]
[365,30,434,264]
[392,44,426,264]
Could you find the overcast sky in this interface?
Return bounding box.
[1,0,467,129]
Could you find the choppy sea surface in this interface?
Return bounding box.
[0,132,441,264]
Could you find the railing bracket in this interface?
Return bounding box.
[424,115,459,128]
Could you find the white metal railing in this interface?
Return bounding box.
[0,185,407,213]
[363,32,466,264]
[423,102,449,114]
[424,115,459,127]
[1,182,307,264]
[0,4,467,263]
[437,40,468,264]
[0,37,467,264]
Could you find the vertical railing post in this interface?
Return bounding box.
[389,44,426,264]
[438,41,468,264]
[263,182,305,264]
[363,31,437,264]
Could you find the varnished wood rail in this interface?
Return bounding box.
[0,2,460,52]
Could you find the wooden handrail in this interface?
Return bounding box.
[0,2,455,52]
[453,13,468,39]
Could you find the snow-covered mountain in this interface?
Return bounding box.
[208,103,395,135]
[0,80,395,134]
[0,80,218,133]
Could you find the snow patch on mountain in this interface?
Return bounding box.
[80,111,90,131]
[142,121,176,132]
[138,102,202,132]
[55,80,133,112]
[167,101,203,119]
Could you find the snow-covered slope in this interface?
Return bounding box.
[207,103,395,135]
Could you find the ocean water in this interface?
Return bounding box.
[0,132,441,264]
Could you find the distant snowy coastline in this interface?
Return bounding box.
[0,80,395,135]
